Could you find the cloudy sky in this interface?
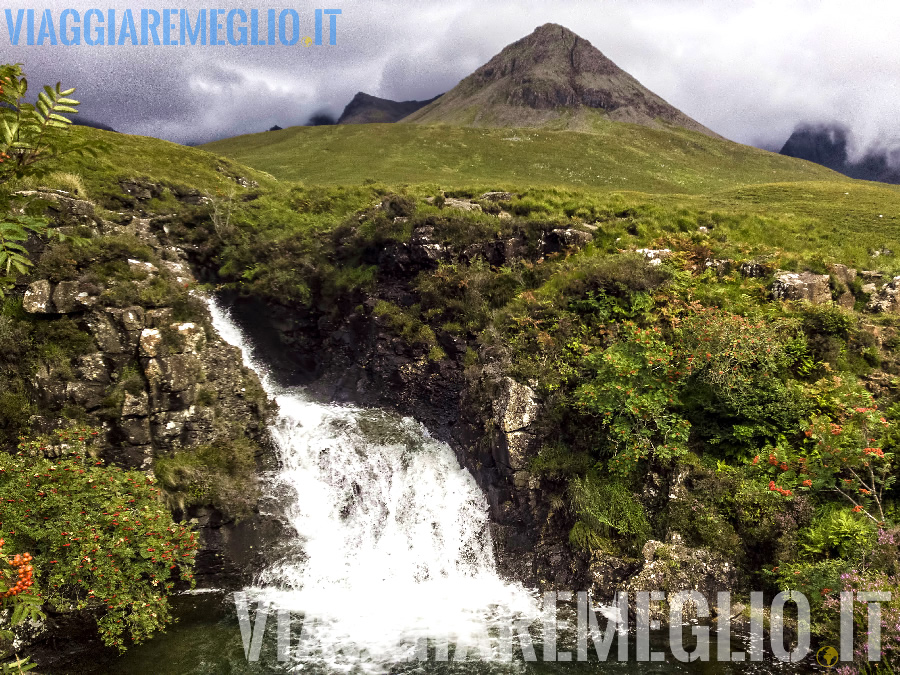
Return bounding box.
[3,0,899,154]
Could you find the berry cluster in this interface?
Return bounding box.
[0,538,35,598]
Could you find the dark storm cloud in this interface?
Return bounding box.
[4,0,898,151]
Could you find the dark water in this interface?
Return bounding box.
[62,592,829,675]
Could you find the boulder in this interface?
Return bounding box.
[443,197,482,212]
[52,280,97,313]
[771,271,831,304]
[543,229,593,254]
[635,248,672,266]
[480,191,513,202]
[867,276,900,313]
[828,263,857,285]
[22,280,53,313]
[739,261,769,278]
[703,259,732,275]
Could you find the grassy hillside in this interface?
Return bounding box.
[24,126,276,205]
[201,121,842,192]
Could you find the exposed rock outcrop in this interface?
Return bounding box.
[867,276,900,313]
[771,271,831,304]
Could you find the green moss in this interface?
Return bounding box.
[373,301,437,347]
[154,436,261,518]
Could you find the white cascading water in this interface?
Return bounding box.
[208,300,540,672]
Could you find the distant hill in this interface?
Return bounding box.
[402,23,719,137]
[780,123,900,184]
[338,92,441,124]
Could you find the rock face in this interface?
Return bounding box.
[491,377,540,475]
[403,23,720,137]
[780,123,900,185]
[625,539,741,621]
[771,271,831,304]
[15,192,275,587]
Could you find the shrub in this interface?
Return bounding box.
[571,321,690,472]
[568,473,651,550]
[1,429,197,651]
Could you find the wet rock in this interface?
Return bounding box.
[867,276,900,313]
[589,551,641,596]
[771,271,831,304]
[23,280,53,313]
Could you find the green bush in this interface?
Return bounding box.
[1,429,197,651]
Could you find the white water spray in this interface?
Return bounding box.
[208,300,539,672]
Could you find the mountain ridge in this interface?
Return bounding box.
[337,92,442,125]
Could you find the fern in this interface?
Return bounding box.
[568,472,651,549]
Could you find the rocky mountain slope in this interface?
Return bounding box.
[780,122,900,184]
[402,23,719,136]
[337,92,441,124]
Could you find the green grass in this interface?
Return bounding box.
[22,126,277,205]
[201,121,843,193]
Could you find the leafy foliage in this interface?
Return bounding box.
[0,64,89,298]
[0,63,83,185]
[571,321,690,472]
[568,472,651,549]
[0,429,198,651]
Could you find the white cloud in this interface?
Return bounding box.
[4,0,898,151]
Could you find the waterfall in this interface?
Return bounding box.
[207,300,539,672]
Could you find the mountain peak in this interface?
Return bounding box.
[403,24,718,137]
